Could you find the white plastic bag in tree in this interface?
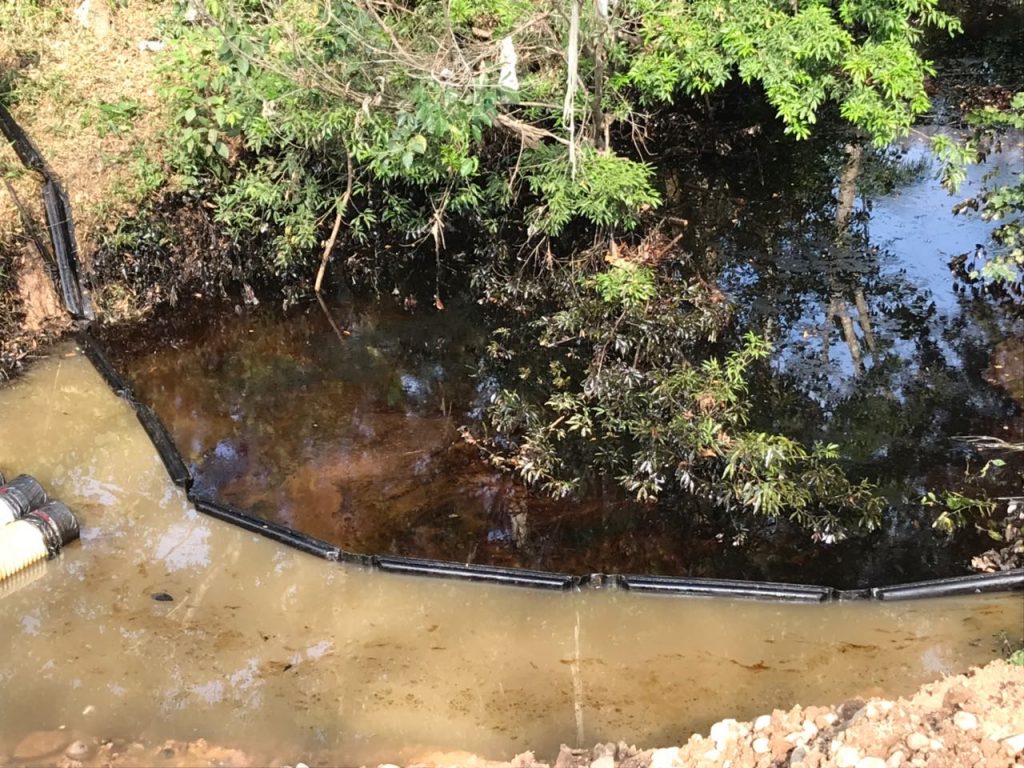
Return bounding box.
[499,36,519,92]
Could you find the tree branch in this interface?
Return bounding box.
[314,151,354,293]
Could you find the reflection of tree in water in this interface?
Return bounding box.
[105,120,1020,583]
[679,127,1023,501]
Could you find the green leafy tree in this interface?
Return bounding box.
[154,0,960,272]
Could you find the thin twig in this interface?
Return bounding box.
[314,151,354,293]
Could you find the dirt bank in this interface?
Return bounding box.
[512,659,1024,768]
[0,0,165,255]
[0,0,169,374]
[7,658,1023,768]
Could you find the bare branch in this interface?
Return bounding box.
[314,151,354,293]
[494,112,570,148]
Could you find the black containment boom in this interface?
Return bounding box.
[0,104,94,321]
[375,555,576,590]
[871,571,1024,601]
[135,405,192,490]
[620,574,834,602]
[189,495,341,562]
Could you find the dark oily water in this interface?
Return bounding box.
[105,153,1020,591]
[668,129,1024,484]
[99,17,1024,586]
[106,300,731,577]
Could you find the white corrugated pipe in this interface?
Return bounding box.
[0,501,80,582]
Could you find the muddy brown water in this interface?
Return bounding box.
[0,349,1021,765]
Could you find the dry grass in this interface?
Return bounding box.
[0,0,172,262]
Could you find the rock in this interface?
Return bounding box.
[953,711,978,731]
[13,731,70,761]
[590,756,614,768]
[615,742,636,760]
[700,748,719,761]
[554,746,574,768]
[838,699,866,722]
[906,733,930,752]
[512,752,539,768]
[836,745,861,768]
[815,713,838,729]
[650,747,680,768]
[770,734,793,759]
[887,750,905,768]
[752,738,770,755]
[591,744,615,760]
[1002,734,1024,755]
[710,719,736,750]
[754,715,771,732]
[791,746,808,765]
[619,750,653,768]
[980,739,1000,757]
[943,685,972,711]
[856,758,886,768]
[65,741,93,760]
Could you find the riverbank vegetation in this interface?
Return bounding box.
[1,0,1022,548]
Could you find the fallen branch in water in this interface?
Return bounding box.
[316,291,351,346]
[952,435,1024,453]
